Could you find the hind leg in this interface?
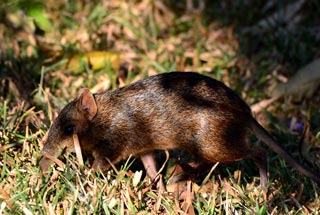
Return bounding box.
[140,152,166,192]
[247,147,268,189]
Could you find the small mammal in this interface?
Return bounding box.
[39,72,320,188]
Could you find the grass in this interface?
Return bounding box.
[1,0,320,214]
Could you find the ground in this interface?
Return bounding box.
[0,0,320,214]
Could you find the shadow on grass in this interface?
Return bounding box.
[166,0,320,71]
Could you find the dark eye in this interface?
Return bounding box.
[64,125,75,135]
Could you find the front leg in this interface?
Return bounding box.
[91,150,111,171]
[92,156,110,171]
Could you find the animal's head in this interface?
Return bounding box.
[39,88,97,172]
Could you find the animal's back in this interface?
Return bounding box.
[94,72,252,162]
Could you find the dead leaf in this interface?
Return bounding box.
[250,97,279,114]
[181,181,196,215]
[0,187,10,203]
[90,74,111,92]
[67,51,121,73]
[132,170,143,187]
[222,179,239,198]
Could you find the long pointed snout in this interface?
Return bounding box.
[39,146,67,172]
[39,155,53,172]
[39,126,66,172]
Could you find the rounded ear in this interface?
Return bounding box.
[77,88,97,121]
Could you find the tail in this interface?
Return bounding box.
[249,116,320,183]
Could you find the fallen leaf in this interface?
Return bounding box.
[132,170,143,187]
[108,197,117,209]
[250,97,279,114]
[181,181,196,215]
[67,51,121,73]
